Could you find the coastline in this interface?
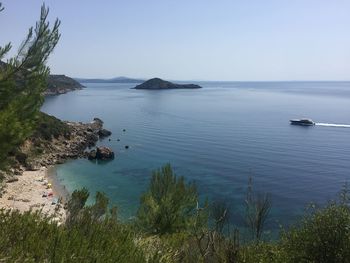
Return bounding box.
[47,165,70,204]
[0,116,112,222]
[0,166,66,223]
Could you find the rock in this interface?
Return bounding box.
[88,149,97,160]
[93,117,103,125]
[95,146,114,160]
[27,163,40,171]
[6,178,19,183]
[98,129,112,138]
[86,133,98,147]
[14,170,22,175]
[91,118,103,131]
[15,152,27,165]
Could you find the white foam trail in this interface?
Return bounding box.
[316,123,350,128]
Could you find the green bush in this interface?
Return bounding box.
[32,112,71,141]
[137,164,199,235]
[280,202,350,263]
[0,194,146,262]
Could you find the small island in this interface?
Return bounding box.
[134,78,202,90]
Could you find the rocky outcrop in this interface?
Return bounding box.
[17,116,112,171]
[96,146,114,160]
[45,75,85,96]
[86,146,114,160]
[134,78,202,90]
[87,150,97,160]
[88,146,114,160]
[98,129,112,138]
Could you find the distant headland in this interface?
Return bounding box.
[0,61,84,96]
[134,78,202,90]
[46,75,85,96]
[75,76,144,84]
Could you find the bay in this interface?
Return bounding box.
[41,81,350,231]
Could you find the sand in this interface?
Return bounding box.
[0,167,66,223]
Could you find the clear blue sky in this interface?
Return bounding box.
[1,0,349,81]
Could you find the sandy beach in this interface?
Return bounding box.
[0,118,111,223]
[0,167,66,223]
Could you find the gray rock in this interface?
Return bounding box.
[98,129,112,138]
[96,146,114,160]
[88,149,97,160]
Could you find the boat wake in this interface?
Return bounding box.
[316,123,350,128]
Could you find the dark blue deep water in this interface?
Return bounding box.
[42,81,350,234]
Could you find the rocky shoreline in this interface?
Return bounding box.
[0,117,112,222]
[24,117,112,170]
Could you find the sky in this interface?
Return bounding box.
[0,0,349,81]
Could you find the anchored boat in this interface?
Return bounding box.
[290,118,315,126]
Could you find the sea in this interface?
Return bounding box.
[41,81,350,235]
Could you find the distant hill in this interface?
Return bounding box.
[134,78,202,90]
[46,75,85,95]
[75,77,144,84]
[1,61,83,96]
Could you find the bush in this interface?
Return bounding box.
[281,203,350,263]
[32,112,71,141]
[0,194,146,262]
[137,164,199,235]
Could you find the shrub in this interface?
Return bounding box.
[32,112,71,141]
[137,164,199,235]
[0,194,146,262]
[281,203,350,263]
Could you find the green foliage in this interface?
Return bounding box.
[0,207,145,262]
[280,202,350,263]
[245,177,271,241]
[0,4,60,170]
[1,172,350,262]
[32,112,71,140]
[238,242,282,263]
[137,164,199,235]
[66,187,90,226]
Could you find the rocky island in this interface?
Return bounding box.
[134,78,202,90]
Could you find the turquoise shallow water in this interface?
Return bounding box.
[42,81,350,231]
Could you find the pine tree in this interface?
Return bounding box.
[0,3,60,170]
[137,164,199,234]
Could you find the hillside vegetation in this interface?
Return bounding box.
[46,74,84,95]
[1,164,350,262]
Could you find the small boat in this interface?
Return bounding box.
[290,118,315,126]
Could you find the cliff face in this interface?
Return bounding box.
[134,78,202,90]
[45,75,85,95]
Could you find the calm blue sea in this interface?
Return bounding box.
[41,81,350,233]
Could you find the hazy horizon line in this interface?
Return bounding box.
[72,76,350,83]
